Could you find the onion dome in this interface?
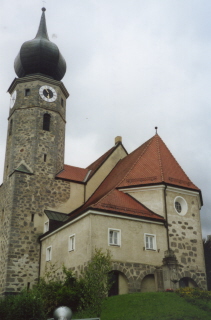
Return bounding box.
[14,8,66,81]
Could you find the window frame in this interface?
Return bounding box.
[144,233,157,251]
[46,246,52,261]
[108,228,121,247]
[44,221,49,233]
[68,234,75,252]
[174,196,188,216]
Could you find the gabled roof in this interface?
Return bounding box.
[68,134,200,219]
[56,164,89,182]
[44,134,201,235]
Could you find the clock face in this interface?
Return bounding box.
[10,90,17,108]
[39,85,57,102]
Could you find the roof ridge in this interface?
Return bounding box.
[155,134,164,181]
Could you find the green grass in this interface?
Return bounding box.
[73,292,211,320]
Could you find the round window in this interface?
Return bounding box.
[174,196,188,216]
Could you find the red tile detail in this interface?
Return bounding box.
[56,164,89,182]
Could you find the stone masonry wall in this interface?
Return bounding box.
[166,190,207,289]
[0,172,71,295]
[0,76,71,295]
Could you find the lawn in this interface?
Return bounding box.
[73,292,211,320]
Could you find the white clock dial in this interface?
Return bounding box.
[39,85,57,102]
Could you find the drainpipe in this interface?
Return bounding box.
[38,238,42,282]
[163,184,170,251]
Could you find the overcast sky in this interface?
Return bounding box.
[0,0,211,237]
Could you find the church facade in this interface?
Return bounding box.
[0,9,207,296]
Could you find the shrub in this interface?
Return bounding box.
[0,290,46,320]
[35,264,80,317]
[0,249,113,319]
[78,248,113,316]
[176,287,211,312]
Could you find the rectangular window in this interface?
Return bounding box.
[61,98,64,107]
[25,89,30,96]
[145,234,156,250]
[68,235,75,251]
[109,228,121,246]
[46,246,52,261]
[44,221,49,233]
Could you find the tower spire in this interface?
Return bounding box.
[35,8,49,40]
[14,7,66,81]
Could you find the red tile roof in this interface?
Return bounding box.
[90,189,164,221]
[56,164,89,182]
[118,134,199,190]
[58,134,200,225]
[56,142,123,182]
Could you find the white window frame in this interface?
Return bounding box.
[108,228,121,246]
[68,234,75,252]
[144,233,156,251]
[174,196,188,216]
[46,246,52,261]
[44,220,49,233]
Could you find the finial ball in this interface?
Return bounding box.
[42,7,46,12]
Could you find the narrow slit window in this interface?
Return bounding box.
[69,235,75,251]
[61,98,64,107]
[9,119,13,136]
[31,214,34,222]
[44,154,47,162]
[44,221,49,233]
[43,113,51,131]
[25,89,30,96]
[46,246,52,261]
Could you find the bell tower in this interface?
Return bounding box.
[0,8,70,295]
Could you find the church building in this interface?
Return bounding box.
[0,8,207,296]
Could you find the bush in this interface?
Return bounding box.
[78,248,113,316]
[0,249,113,319]
[176,287,211,312]
[176,287,211,301]
[35,264,80,317]
[0,290,46,320]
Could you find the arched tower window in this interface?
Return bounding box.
[43,113,51,131]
